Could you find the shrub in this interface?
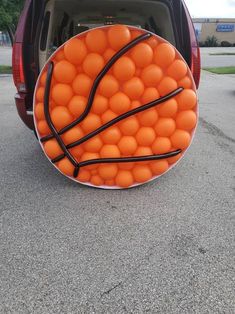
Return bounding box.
[221,41,232,47]
[204,36,218,47]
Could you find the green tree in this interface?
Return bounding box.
[0,0,25,44]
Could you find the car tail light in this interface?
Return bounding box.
[191,45,201,89]
[12,42,27,93]
[182,1,201,89]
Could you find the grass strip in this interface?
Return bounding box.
[209,53,235,56]
[203,66,235,74]
[0,65,12,74]
[209,52,235,56]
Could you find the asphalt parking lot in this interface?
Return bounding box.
[0,47,12,66]
[201,47,235,68]
[0,62,235,312]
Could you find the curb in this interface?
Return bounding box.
[0,74,12,78]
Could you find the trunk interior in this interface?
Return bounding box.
[38,0,176,69]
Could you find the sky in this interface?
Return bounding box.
[184,0,235,18]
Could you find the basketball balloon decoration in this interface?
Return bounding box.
[34,25,198,189]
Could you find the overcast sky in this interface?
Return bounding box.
[184,0,235,18]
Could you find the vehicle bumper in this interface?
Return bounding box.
[15,93,34,130]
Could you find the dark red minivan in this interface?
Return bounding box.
[13,0,200,130]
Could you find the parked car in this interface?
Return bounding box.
[12,0,200,130]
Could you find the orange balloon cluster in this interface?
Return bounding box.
[34,25,198,189]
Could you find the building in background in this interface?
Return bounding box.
[193,18,235,46]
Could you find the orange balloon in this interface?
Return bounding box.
[154,43,175,68]
[176,89,197,110]
[90,175,104,186]
[68,95,86,117]
[54,60,77,83]
[131,30,142,40]
[91,169,98,176]
[52,83,73,106]
[150,160,169,175]
[101,126,122,144]
[58,158,74,177]
[69,146,84,158]
[113,56,136,81]
[118,162,134,170]
[136,127,155,146]
[92,95,108,115]
[101,110,118,124]
[123,77,144,100]
[55,49,65,62]
[152,137,171,154]
[49,101,56,110]
[158,77,178,96]
[98,164,118,180]
[80,152,99,162]
[141,65,163,87]
[146,37,158,49]
[158,99,178,118]
[131,100,141,109]
[36,87,45,102]
[176,110,197,130]
[167,150,182,164]
[83,53,104,78]
[35,103,45,121]
[64,38,87,65]
[115,170,134,188]
[170,130,191,149]
[44,139,63,159]
[81,113,101,133]
[100,145,121,158]
[105,179,115,186]
[132,165,152,183]
[72,74,92,96]
[155,118,176,137]
[118,136,137,155]
[103,48,116,62]
[84,136,103,153]
[167,59,188,81]
[141,87,160,103]
[135,146,153,156]
[108,25,131,50]
[62,126,84,145]
[110,92,131,114]
[119,116,140,135]
[37,120,50,135]
[85,29,107,53]
[135,68,141,77]
[138,109,158,127]
[99,75,119,98]
[51,106,73,130]
[131,43,153,68]
[134,146,153,164]
[178,76,192,89]
[40,72,47,86]
[80,152,100,170]
[77,169,91,182]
